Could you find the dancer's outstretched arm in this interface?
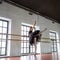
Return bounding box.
[32,21,36,30]
[40,28,47,33]
[29,21,36,32]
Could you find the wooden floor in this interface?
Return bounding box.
[41,53,52,60]
[0,57,20,60]
[0,54,52,60]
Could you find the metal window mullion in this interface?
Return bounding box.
[55,33,58,60]
[53,41,54,52]
[23,26,24,53]
[0,21,3,55]
[21,30,24,53]
[5,21,9,55]
[26,26,27,53]
[21,26,23,53]
[0,38,2,55]
[55,33,57,52]
[0,35,2,54]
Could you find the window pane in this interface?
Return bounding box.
[0,42,1,47]
[1,48,5,55]
[27,37,29,40]
[3,28,7,33]
[24,31,26,35]
[26,32,28,36]
[0,21,2,26]
[30,48,33,52]
[33,48,35,52]
[3,22,7,27]
[27,43,29,47]
[2,35,6,39]
[21,43,23,47]
[21,37,23,40]
[24,27,26,31]
[27,27,29,31]
[24,48,26,53]
[2,40,6,42]
[21,48,23,53]
[0,39,1,42]
[24,37,27,40]
[2,41,6,47]
[21,31,23,35]
[0,27,2,33]
[24,43,26,47]
[27,48,29,53]
[52,47,53,52]
[21,26,23,30]
[0,35,1,38]
[49,33,55,36]
[54,48,57,51]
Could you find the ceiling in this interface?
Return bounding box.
[4,0,60,23]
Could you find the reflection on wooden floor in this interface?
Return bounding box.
[0,57,20,60]
[0,54,52,60]
[41,53,52,60]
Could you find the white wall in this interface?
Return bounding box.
[0,2,60,56]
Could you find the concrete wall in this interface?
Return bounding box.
[0,2,60,56]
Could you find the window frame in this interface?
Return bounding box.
[0,19,9,56]
[21,23,37,53]
[49,31,57,52]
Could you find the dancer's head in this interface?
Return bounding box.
[30,26,33,31]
